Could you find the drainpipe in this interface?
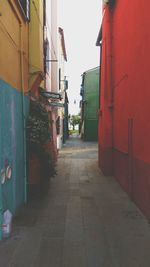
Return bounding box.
[108,5,114,174]
[99,43,102,110]
[110,7,115,175]
[20,23,27,203]
[0,181,2,240]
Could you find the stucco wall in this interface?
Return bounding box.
[0,1,29,92]
[0,80,29,214]
[84,67,99,141]
[99,1,150,218]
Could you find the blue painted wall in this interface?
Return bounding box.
[0,80,29,215]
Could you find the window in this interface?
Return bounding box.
[59,68,61,91]
[56,117,60,135]
[44,39,50,73]
[18,0,30,20]
[64,80,68,90]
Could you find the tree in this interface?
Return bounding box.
[70,114,80,130]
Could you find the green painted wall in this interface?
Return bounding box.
[83,67,99,141]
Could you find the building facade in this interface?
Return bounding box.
[0,0,68,239]
[57,27,68,148]
[0,0,30,225]
[29,0,44,94]
[80,67,99,141]
[97,0,150,218]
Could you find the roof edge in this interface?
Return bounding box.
[59,27,67,62]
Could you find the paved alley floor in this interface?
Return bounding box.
[1,136,150,267]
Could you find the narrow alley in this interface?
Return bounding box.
[0,137,150,267]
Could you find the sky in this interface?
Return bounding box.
[59,0,102,115]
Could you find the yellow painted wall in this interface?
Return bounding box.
[29,0,44,89]
[50,0,58,92]
[0,0,29,92]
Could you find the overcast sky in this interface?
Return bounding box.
[59,0,102,115]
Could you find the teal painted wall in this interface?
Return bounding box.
[0,80,29,216]
[83,67,99,141]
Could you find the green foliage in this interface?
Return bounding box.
[70,114,81,130]
[26,100,56,179]
[69,129,78,135]
[26,100,51,150]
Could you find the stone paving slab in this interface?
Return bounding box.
[35,238,63,267]
[62,241,86,267]
[0,137,150,266]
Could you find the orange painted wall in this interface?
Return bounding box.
[0,0,29,92]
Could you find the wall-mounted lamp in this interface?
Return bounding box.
[103,0,115,8]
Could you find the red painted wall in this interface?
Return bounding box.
[99,1,150,218]
[99,6,114,175]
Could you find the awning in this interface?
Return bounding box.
[48,102,64,108]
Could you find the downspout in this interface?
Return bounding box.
[99,44,102,109]
[0,116,2,240]
[98,43,102,165]
[0,176,2,240]
[109,6,114,174]
[20,23,27,203]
